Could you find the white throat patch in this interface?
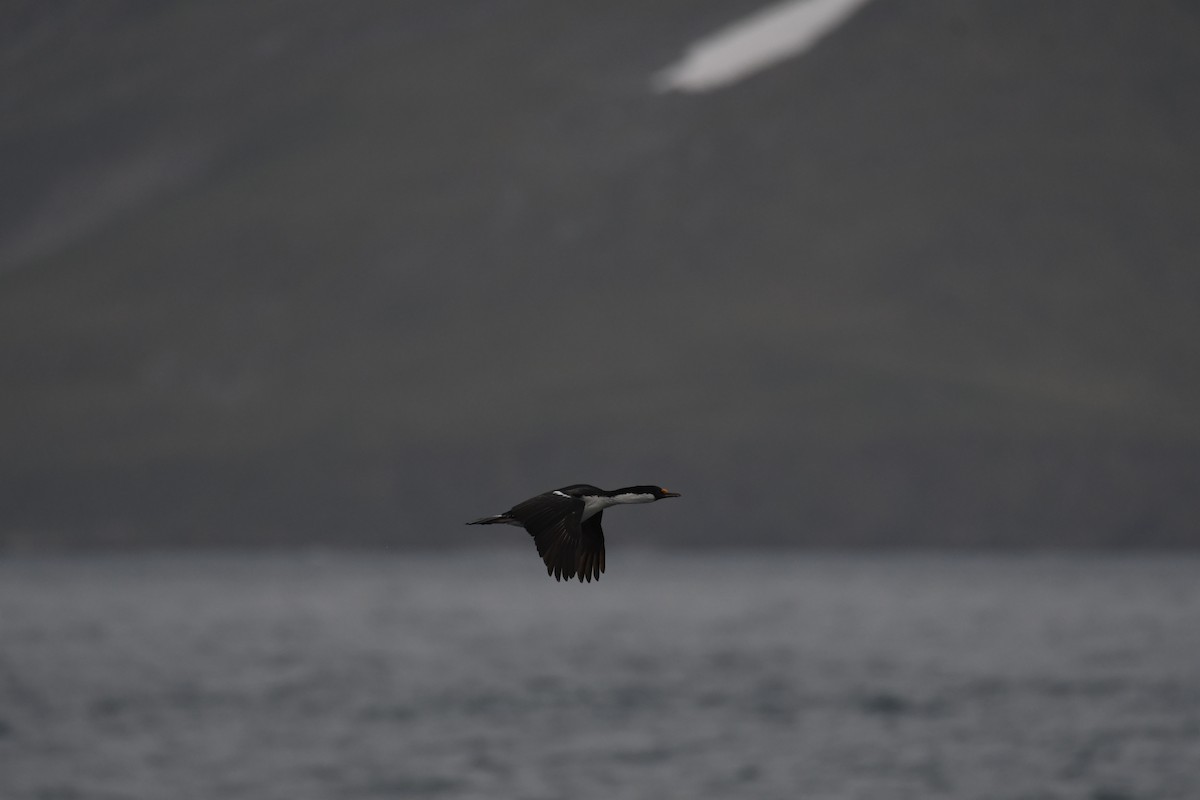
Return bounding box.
[581,492,655,521]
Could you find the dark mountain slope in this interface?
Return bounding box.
[2,1,1198,547]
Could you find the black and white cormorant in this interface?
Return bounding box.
[467,484,681,582]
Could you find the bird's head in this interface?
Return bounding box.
[618,485,681,500]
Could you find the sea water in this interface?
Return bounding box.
[1,550,1197,800]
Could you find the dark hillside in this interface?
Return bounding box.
[2,1,1198,548]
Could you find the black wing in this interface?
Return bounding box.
[506,493,605,582]
[577,511,605,583]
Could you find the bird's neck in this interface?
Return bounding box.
[581,490,656,520]
[604,490,656,504]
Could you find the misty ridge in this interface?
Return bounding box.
[1,1,1198,550]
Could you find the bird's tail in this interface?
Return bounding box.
[466,514,517,526]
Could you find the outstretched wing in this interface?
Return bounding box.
[506,492,605,582]
[577,511,605,583]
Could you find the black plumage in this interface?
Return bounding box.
[467,484,679,582]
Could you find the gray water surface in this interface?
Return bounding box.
[1,551,1198,800]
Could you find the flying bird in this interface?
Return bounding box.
[467,484,681,582]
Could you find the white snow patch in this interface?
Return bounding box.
[653,0,875,93]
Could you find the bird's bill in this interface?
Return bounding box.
[661,490,682,498]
